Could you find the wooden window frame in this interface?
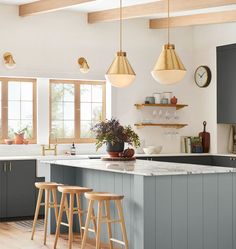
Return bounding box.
[49,79,106,144]
[0,77,37,144]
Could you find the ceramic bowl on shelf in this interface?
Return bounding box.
[143,146,163,155]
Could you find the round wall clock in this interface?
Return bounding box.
[194,65,212,88]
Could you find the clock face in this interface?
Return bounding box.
[194,66,212,88]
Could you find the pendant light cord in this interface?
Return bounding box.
[167,0,170,44]
[120,0,123,52]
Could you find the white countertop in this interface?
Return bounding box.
[42,159,235,176]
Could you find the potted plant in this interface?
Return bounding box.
[91,118,140,157]
[14,127,28,144]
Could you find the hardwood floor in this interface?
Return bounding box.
[0,221,97,249]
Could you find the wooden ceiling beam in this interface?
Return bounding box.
[19,0,95,17]
[88,0,236,24]
[149,10,236,29]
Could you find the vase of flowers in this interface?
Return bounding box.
[91,118,140,157]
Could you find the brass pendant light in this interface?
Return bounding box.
[105,0,136,88]
[151,0,186,85]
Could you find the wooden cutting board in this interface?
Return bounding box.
[199,121,210,153]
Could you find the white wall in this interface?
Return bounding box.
[0,3,233,155]
[192,22,236,153]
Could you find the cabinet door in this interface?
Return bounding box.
[217,44,236,123]
[212,156,235,167]
[0,162,7,219]
[6,160,36,218]
[151,156,213,165]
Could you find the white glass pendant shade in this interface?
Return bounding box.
[152,44,186,85]
[106,51,136,88]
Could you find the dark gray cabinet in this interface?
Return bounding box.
[138,156,213,165]
[212,156,236,167]
[0,160,36,219]
[217,43,236,123]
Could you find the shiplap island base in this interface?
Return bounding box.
[42,159,236,249]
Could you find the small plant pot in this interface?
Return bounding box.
[14,133,25,144]
[106,142,124,157]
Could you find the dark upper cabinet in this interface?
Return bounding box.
[0,160,36,219]
[217,43,236,123]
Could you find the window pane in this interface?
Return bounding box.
[80,121,93,138]
[92,103,102,121]
[64,121,74,138]
[8,101,20,120]
[51,121,64,138]
[52,102,63,120]
[64,102,74,120]
[51,84,63,102]
[81,85,91,102]
[92,85,103,102]
[8,82,21,101]
[21,82,33,101]
[21,120,33,139]
[64,84,74,102]
[21,101,33,120]
[7,80,35,141]
[81,103,91,120]
[8,120,21,138]
[51,82,75,140]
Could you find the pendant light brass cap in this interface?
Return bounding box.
[151,44,186,85]
[105,51,136,88]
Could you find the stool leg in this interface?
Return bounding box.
[44,189,50,245]
[68,193,75,249]
[116,200,129,249]
[105,201,114,249]
[96,201,103,249]
[54,193,66,249]
[64,195,70,222]
[81,200,94,249]
[52,188,59,222]
[92,208,97,235]
[76,193,84,240]
[31,188,43,240]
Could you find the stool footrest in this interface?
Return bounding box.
[110,238,125,246]
[81,227,95,233]
[60,222,69,227]
[100,219,121,224]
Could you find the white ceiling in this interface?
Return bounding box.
[0,0,236,17]
[0,0,160,12]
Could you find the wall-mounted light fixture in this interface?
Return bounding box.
[78,57,90,73]
[3,52,16,69]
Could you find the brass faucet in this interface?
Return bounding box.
[41,135,58,156]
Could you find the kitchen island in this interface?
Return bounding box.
[43,159,236,249]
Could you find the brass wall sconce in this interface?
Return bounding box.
[3,52,16,69]
[78,57,90,73]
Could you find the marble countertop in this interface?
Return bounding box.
[42,159,235,176]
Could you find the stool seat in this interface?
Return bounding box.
[58,186,93,194]
[35,182,62,189]
[85,192,124,201]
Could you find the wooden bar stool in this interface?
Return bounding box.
[54,186,96,249]
[31,182,62,245]
[81,192,129,249]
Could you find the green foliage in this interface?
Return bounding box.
[91,118,140,151]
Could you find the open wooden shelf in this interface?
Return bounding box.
[134,123,188,129]
[134,103,188,110]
